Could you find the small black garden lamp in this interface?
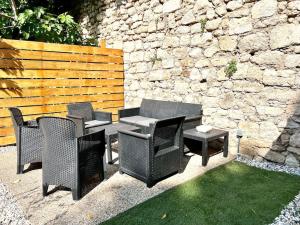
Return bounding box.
[236,129,243,156]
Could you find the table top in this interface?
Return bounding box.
[88,122,140,137]
[184,128,228,141]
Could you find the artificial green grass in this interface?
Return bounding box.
[101,161,300,225]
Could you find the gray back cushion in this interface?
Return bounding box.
[153,101,178,119]
[139,99,158,118]
[139,99,202,119]
[176,102,202,119]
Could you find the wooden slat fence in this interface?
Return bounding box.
[0,38,124,146]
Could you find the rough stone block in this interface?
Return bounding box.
[163,0,182,13]
[239,33,269,52]
[287,146,300,156]
[218,36,237,51]
[181,10,196,25]
[205,18,222,31]
[251,51,284,66]
[264,150,286,163]
[270,24,300,49]
[251,0,277,19]
[228,17,253,34]
[285,153,299,167]
[226,0,243,11]
[289,132,300,148]
[285,54,300,68]
[149,70,170,81]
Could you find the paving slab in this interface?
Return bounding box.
[0,147,233,225]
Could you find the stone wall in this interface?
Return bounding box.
[79,0,300,167]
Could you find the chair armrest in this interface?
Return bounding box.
[19,125,43,141]
[118,107,140,118]
[118,129,151,140]
[67,114,85,137]
[94,111,112,122]
[25,119,38,127]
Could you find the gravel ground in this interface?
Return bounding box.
[0,145,16,154]
[1,148,299,225]
[0,183,31,225]
[236,155,300,176]
[236,154,300,225]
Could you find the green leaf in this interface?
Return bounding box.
[22,32,30,39]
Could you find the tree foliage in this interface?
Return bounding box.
[0,0,96,45]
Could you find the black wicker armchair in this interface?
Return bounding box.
[9,107,43,174]
[118,116,185,187]
[38,117,106,200]
[67,102,112,136]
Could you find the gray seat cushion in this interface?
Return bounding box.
[85,120,110,128]
[120,116,158,127]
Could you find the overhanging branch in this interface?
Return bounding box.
[0,12,15,20]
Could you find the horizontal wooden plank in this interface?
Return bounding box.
[0,86,124,98]
[0,39,123,56]
[0,100,124,117]
[0,59,124,71]
[0,136,15,146]
[0,49,123,64]
[0,79,123,89]
[0,70,124,79]
[0,127,14,136]
[0,93,124,107]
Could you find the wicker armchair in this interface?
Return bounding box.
[8,107,43,174]
[67,102,112,136]
[118,116,185,187]
[38,117,106,200]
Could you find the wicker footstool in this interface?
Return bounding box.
[183,128,229,166]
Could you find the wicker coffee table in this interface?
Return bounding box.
[89,123,140,164]
[183,128,229,166]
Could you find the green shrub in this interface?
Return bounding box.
[225,60,237,78]
[0,0,96,45]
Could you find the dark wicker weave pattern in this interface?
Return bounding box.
[38,117,106,200]
[118,116,185,187]
[9,107,43,174]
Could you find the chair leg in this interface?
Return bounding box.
[146,179,154,188]
[72,189,80,201]
[107,137,113,164]
[42,184,48,197]
[99,166,105,181]
[202,141,208,166]
[17,165,24,174]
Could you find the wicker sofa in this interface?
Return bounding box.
[118,99,202,131]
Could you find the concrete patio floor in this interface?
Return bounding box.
[0,147,234,225]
